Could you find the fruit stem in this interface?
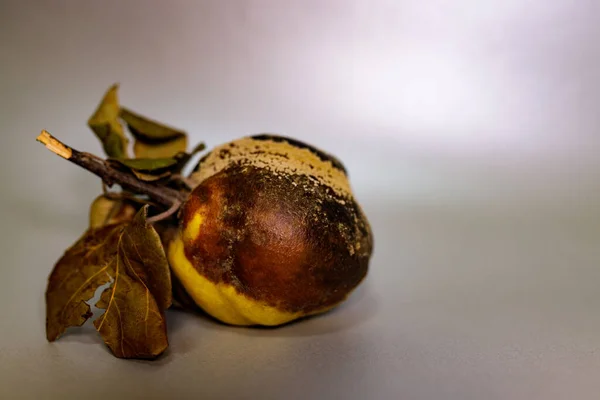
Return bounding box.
[36,130,187,208]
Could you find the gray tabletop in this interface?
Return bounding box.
[2,1,599,399]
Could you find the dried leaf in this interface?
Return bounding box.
[93,207,171,358]
[108,157,179,182]
[45,225,121,341]
[120,107,188,158]
[120,107,186,141]
[119,207,172,310]
[93,246,168,359]
[87,84,129,158]
[133,136,188,159]
[130,169,172,182]
[46,206,171,359]
[109,151,205,182]
[154,221,199,312]
[111,157,179,171]
[89,195,138,228]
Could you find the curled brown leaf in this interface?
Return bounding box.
[46,206,172,359]
[93,240,168,359]
[45,225,121,341]
[120,206,172,310]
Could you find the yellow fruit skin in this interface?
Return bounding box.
[169,235,336,326]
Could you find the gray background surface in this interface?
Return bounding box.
[1,1,599,399]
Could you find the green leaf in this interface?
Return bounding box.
[46,206,171,359]
[87,84,129,158]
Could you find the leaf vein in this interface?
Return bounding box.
[59,265,108,321]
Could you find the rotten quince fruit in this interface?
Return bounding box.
[168,135,373,326]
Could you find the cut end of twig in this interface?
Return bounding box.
[37,130,73,159]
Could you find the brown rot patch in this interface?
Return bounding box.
[181,165,372,314]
